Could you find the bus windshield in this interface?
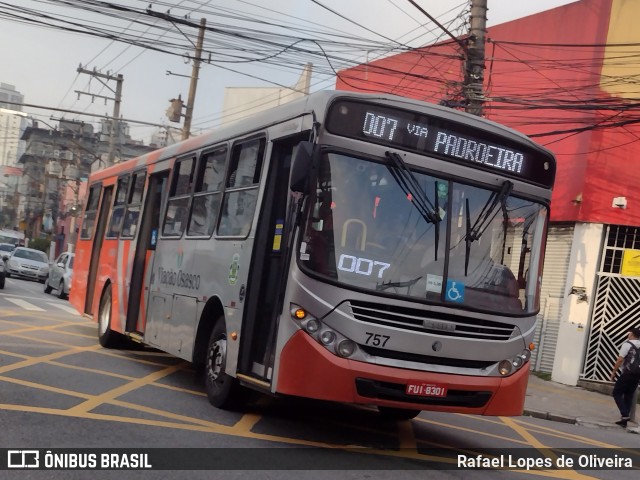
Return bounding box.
[299,152,548,316]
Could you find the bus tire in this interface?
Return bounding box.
[205,318,242,409]
[0,275,4,289]
[377,406,421,421]
[98,284,121,348]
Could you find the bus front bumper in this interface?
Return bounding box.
[276,330,529,416]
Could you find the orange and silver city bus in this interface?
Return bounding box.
[70,90,556,419]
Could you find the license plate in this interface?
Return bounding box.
[405,382,447,397]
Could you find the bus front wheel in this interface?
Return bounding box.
[377,406,421,421]
[205,319,242,409]
[98,284,121,348]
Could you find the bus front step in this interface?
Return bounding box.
[126,332,144,343]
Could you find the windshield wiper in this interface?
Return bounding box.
[376,276,422,293]
[464,180,513,275]
[385,152,440,224]
[385,151,441,261]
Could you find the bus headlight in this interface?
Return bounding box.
[320,330,336,345]
[336,339,356,358]
[290,303,359,359]
[498,360,513,376]
[305,319,320,333]
[497,347,531,376]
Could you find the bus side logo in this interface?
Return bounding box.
[229,253,240,285]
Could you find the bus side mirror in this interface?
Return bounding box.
[289,141,314,194]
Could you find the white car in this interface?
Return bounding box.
[5,247,50,283]
[44,252,74,299]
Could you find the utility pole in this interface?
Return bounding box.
[464,0,488,116]
[182,18,206,140]
[76,66,124,166]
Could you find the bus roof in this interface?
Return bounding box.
[87,90,555,182]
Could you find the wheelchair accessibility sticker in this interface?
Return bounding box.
[446,280,465,303]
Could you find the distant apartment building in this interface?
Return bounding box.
[220,63,312,127]
[150,126,181,149]
[0,108,27,167]
[0,83,24,111]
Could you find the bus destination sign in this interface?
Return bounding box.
[325,99,555,187]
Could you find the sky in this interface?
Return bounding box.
[0,0,578,144]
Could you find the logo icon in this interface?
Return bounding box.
[228,253,240,285]
[176,248,184,268]
[446,280,465,303]
[8,450,39,468]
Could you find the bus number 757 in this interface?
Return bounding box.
[365,332,390,347]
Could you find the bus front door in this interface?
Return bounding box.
[239,135,306,382]
[126,171,169,334]
[85,186,112,315]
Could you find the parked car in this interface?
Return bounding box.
[44,252,74,299]
[4,247,50,283]
[0,243,15,255]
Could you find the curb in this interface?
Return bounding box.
[522,409,575,424]
[524,409,639,432]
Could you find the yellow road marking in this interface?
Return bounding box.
[47,360,136,380]
[0,321,82,336]
[231,413,262,432]
[0,343,102,375]
[397,419,418,450]
[512,418,618,448]
[95,348,184,367]
[0,375,92,400]
[67,364,182,414]
[501,417,549,449]
[500,417,599,480]
[415,416,529,445]
[5,332,95,350]
[0,348,30,360]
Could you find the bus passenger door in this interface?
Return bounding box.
[85,186,112,315]
[126,171,170,334]
[239,134,307,381]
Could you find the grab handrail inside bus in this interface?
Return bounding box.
[341,219,367,251]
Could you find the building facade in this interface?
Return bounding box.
[19,118,157,252]
[0,83,23,111]
[336,0,640,386]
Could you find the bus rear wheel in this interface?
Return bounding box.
[377,406,421,421]
[205,319,243,409]
[98,284,121,348]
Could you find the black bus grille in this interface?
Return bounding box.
[356,378,492,408]
[359,345,495,369]
[350,300,515,341]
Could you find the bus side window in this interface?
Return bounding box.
[218,138,265,237]
[80,184,102,239]
[106,175,129,238]
[187,147,227,237]
[121,171,146,238]
[163,157,195,237]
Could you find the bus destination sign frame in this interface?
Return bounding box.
[325,99,555,188]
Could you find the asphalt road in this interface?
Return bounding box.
[0,275,638,479]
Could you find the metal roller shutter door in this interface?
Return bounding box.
[532,224,574,373]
